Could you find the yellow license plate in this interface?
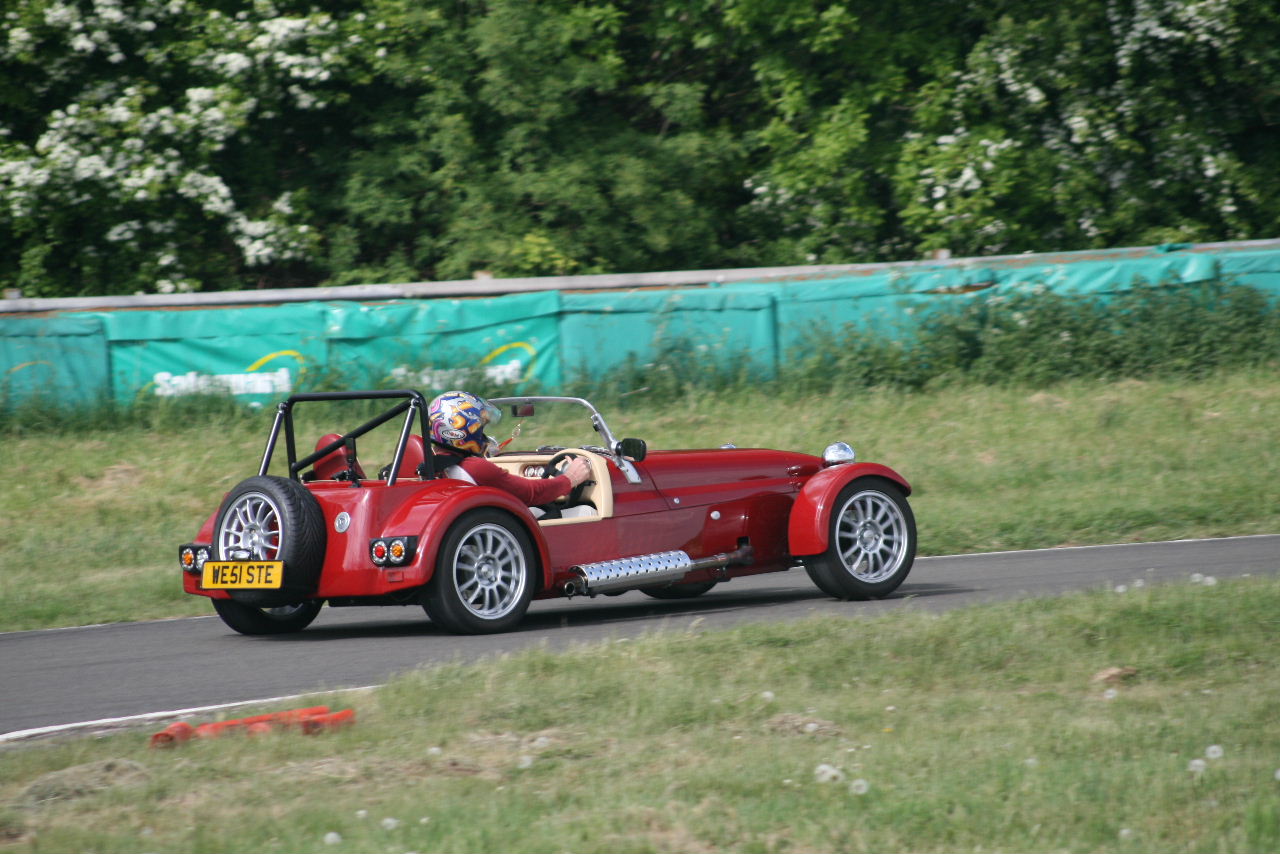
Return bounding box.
[202,561,284,589]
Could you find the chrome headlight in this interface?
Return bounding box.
[823,442,856,465]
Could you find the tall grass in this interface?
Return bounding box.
[584,281,1280,402]
[0,368,1276,632]
[1,284,1276,631]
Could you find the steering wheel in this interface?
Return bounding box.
[541,451,593,506]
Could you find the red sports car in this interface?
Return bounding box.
[179,390,916,635]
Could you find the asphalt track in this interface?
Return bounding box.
[2,535,1276,740]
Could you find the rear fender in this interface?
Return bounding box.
[787,463,911,557]
[383,485,553,591]
[194,510,218,543]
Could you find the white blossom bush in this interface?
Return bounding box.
[0,0,341,296]
[890,0,1267,257]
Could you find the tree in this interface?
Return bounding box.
[3,0,1279,297]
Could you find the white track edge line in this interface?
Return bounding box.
[4,533,1276,742]
[915,533,1278,561]
[3,534,1276,640]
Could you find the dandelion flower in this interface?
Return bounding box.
[1119,828,1134,840]
[517,755,534,769]
[1190,573,1204,584]
[1202,576,1217,586]
[324,832,342,844]
[381,817,400,831]
[761,691,775,702]
[885,705,897,712]
[814,763,845,783]
[420,817,432,825]
[355,809,368,819]
[1188,758,1207,775]
[850,778,870,795]
[427,746,443,756]
[1103,688,1118,700]
[1206,745,1224,760]
[1114,584,1128,593]
[1024,757,1039,768]
[1133,579,1145,588]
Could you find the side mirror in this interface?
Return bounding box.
[616,437,647,462]
[511,404,535,418]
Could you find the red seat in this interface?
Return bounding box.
[393,434,426,480]
[312,433,366,481]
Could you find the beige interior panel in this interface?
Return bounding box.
[489,449,614,521]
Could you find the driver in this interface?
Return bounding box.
[427,390,592,509]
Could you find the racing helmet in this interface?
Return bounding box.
[427,391,502,457]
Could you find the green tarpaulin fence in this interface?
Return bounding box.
[3,243,1277,405]
[0,314,109,405]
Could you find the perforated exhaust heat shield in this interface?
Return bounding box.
[566,545,752,596]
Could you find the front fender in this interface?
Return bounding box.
[787,463,912,557]
[383,483,554,591]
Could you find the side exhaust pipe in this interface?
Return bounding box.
[564,545,753,597]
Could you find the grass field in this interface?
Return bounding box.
[2,575,1277,853]
[1,368,1277,632]
[1,366,1277,852]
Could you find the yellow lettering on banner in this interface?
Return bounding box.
[6,360,54,376]
[245,350,305,372]
[481,342,538,382]
[245,350,308,387]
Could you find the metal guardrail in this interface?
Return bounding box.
[3,238,1279,313]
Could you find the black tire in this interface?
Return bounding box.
[802,478,917,600]
[424,510,536,634]
[641,581,718,600]
[211,599,323,635]
[213,475,326,608]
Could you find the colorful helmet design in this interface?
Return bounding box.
[428,391,502,456]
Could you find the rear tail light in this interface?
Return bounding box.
[179,544,210,574]
[388,538,407,564]
[369,536,417,568]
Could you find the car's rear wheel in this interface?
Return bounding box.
[424,510,535,634]
[213,475,326,610]
[802,478,916,600]
[211,599,323,635]
[641,581,717,599]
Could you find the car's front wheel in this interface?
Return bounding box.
[424,510,535,634]
[802,478,916,600]
[211,599,323,635]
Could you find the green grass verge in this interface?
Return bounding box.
[0,368,1277,632]
[2,575,1278,853]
